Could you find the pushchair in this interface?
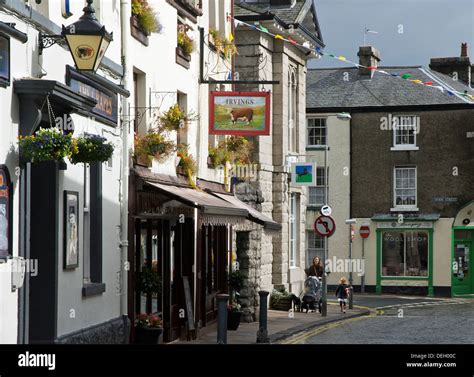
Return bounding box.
[301,276,322,313]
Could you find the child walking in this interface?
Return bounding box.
[335,277,349,313]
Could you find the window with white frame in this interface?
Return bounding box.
[393,167,417,208]
[308,167,327,207]
[306,231,325,268]
[289,193,300,267]
[392,116,418,149]
[307,118,327,147]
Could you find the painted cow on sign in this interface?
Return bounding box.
[230,108,253,125]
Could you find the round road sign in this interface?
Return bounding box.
[314,215,336,237]
[359,225,370,239]
[321,204,332,216]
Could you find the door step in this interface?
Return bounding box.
[452,293,474,298]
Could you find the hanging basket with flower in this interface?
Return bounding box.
[18,128,74,163]
[70,134,114,165]
[134,131,176,167]
[177,144,197,188]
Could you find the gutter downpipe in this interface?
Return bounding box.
[120,0,131,320]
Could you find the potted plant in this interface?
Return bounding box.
[176,144,197,188]
[177,31,195,57]
[70,134,114,165]
[160,104,187,132]
[134,131,176,167]
[131,0,160,36]
[270,287,293,311]
[18,127,73,165]
[227,301,242,331]
[134,313,162,344]
[136,266,162,297]
[227,269,245,330]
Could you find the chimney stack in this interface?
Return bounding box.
[358,46,381,78]
[430,43,471,85]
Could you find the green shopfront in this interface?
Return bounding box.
[374,215,437,297]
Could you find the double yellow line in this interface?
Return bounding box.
[280,306,375,344]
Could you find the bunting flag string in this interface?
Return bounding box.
[230,16,474,101]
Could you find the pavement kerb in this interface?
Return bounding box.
[268,307,371,343]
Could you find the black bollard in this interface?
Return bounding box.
[256,290,270,343]
[216,294,229,344]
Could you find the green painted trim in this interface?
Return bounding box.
[376,229,381,294]
[451,227,454,297]
[428,229,434,297]
[380,276,428,281]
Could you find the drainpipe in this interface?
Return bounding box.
[120,0,131,319]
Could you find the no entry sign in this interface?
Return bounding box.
[359,225,370,239]
[314,216,336,237]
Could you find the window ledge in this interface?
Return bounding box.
[307,205,323,210]
[306,146,328,151]
[82,283,106,297]
[390,207,419,212]
[390,146,419,151]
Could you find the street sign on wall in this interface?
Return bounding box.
[321,204,332,216]
[314,215,336,237]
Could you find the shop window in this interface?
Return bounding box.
[0,166,12,258]
[0,34,10,88]
[381,231,428,277]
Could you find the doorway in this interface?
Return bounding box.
[452,229,473,296]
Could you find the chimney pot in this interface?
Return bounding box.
[461,43,468,57]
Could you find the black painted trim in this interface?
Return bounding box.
[82,282,106,297]
[330,285,453,298]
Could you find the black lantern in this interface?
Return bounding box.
[39,0,112,73]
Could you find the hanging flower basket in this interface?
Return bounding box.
[18,128,73,163]
[70,134,114,165]
[134,131,176,167]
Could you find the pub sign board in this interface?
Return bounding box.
[66,66,118,126]
[0,34,10,87]
[209,91,271,136]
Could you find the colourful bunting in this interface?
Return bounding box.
[288,37,297,45]
[227,15,474,102]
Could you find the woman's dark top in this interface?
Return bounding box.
[308,264,324,278]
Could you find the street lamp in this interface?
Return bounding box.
[39,0,113,73]
[345,218,357,309]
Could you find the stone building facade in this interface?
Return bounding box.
[233,0,324,318]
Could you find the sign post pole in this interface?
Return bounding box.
[359,224,370,294]
[322,146,328,317]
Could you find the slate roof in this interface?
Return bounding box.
[235,0,323,44]
[306,66,474,109]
